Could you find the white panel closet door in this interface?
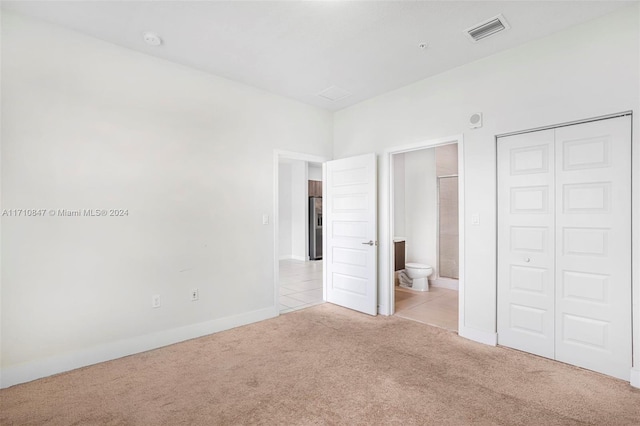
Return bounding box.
[554,116,632,380]
[497,130,556,358]
[498,115,632,381]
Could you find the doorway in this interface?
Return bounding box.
[384,135,465,332]
[274,151,328,315]
[275,151,379,317]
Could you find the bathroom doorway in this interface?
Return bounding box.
[388,140,463,332]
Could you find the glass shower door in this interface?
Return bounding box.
[438,176,459,279]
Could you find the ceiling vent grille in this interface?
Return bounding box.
[465,14,510,42]
[317,86,352,102]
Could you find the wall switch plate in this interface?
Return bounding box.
[152,294,161,308]
[262,214,269,225]
[191,288,199,301]
[471,214,480,225]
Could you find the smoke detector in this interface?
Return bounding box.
[464,14,510,42]
[143,31,163,46]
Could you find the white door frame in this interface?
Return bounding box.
[380,134,465,332]
[273,150,330,314]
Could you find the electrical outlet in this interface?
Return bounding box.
[191,288,199,301]
[152,294,161,308]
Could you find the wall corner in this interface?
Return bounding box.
[459,325,498,346]
[630,368,640,388]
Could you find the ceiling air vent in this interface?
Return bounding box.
[465,14,510,42]
[317,86,352,102]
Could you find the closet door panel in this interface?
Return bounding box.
[497,130,555,359]
[554,116,632,380]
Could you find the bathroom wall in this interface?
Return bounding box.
[392,153,406,238]
[403,149,438,274]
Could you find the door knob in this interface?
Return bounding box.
[362,240,376,246]
[524,257,531,263]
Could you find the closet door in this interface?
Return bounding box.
[554,116,632,380]
[497,130,556,359]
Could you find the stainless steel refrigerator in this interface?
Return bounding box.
[309,196,322,260]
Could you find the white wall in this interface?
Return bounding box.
[278,162,293,259]
[403,149,437,274]
[392,153,406,238]
[290,160,307,261]
[278,160,309,261]
[334,3,640,353]
[0,11,333,387]
[308,163,322,181]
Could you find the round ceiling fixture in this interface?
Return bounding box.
[143,31,162,46]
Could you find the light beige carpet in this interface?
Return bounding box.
[1,303,639,425]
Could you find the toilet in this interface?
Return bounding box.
[400,262,433,291]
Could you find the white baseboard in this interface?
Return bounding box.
[430,278,459,291]
[631,368,640,388]
[0,306,278,389]
[279,255,307,261]
[458,325,498,346]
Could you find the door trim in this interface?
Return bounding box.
[380,134,465,333]
[273,150,330,315]
[497,111,632,139]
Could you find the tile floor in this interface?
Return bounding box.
[279,259,324,314]
[278,260,457,328]
[394,285,459,332]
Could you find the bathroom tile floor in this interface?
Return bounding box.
[279,259,324,314]
[394,286,458,332]
[278,260,458,330]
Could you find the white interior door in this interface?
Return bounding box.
[497,130,556,358]
[497,115,632,381]
[325,153,377,315]
[554,116,632,380]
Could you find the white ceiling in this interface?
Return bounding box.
[2,1,634,111]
